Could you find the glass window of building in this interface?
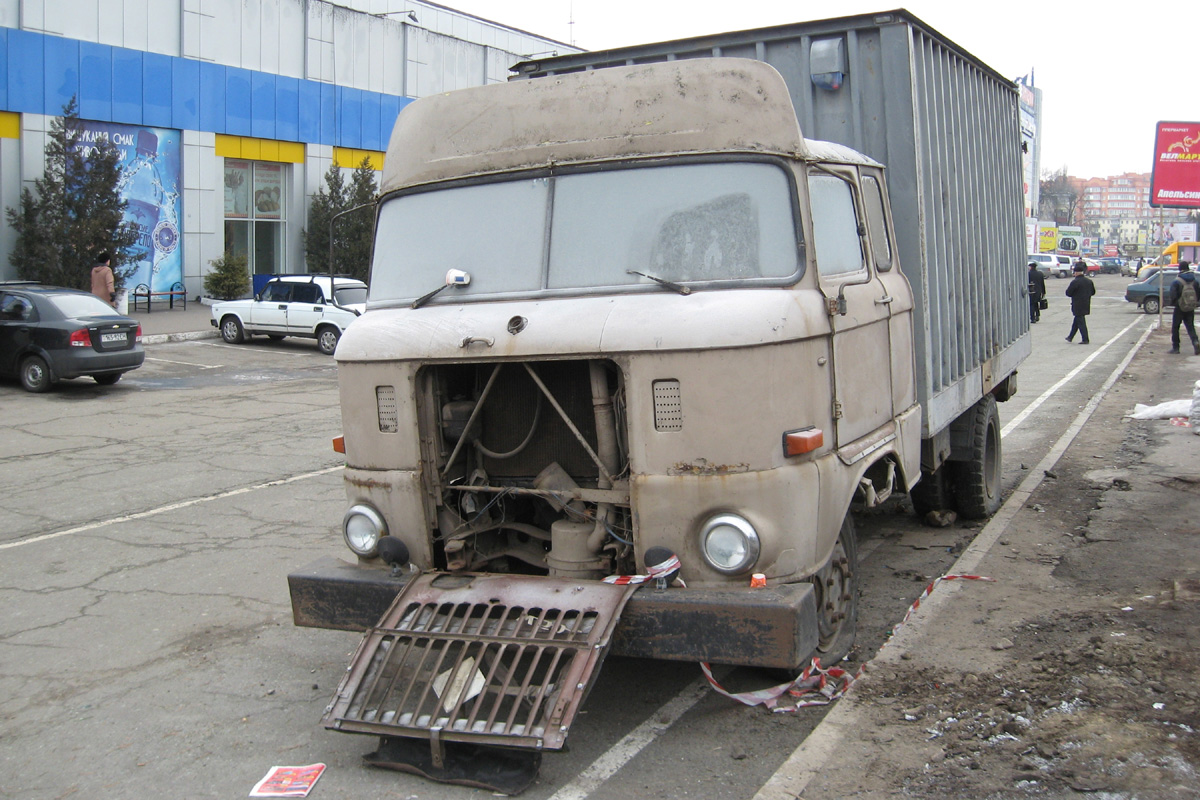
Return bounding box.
[224,160,287,275]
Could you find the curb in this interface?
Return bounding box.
[141,330,219,345]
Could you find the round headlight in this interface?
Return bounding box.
[698,513,760,574]
[343,504,387,557]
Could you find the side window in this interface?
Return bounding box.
[0,294,34,321]
[262,282,292,302]
[807,173,864,277]
[292,284,320,304]
[861,175,893,272]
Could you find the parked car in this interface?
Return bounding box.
[1051,254,1073,278]
[1125,268,1180,314]
[1082,258,1102,275]
[210,275,367,355]
[1096,257,1123,274]
[1027,253,1055,278]
[0,282,145,392]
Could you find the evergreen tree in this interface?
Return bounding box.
[303,157,377,281]
[5,97,139,290]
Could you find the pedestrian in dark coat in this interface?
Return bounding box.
[1168,260,1199,355]
[1065,261,1095,344]
[1028,262,1046,323]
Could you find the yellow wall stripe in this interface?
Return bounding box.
[334,147,385,170]
[0,111,19,139]
[215,134,305,163]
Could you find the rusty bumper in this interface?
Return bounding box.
[288,557,818,669]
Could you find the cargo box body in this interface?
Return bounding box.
[513,9,1030,439]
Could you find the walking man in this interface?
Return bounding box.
[1168,260,1199,355]
[1065,261,1095,344]
[1028,262,1046,323]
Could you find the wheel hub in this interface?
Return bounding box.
[813,537,851,651]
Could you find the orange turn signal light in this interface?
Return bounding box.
[783,427,823,457]
[332,435,346,454]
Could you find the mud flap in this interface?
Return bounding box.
[323,572,636,770]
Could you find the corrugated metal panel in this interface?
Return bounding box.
[514,10,1027,434]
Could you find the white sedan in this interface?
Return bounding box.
[210,275,367,355]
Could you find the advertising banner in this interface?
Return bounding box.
[1058,226,1082,256]
[78,121,182,292]
[1038,223,1058,253]
[1150,121,1200,209]
[1026,219,1039,253]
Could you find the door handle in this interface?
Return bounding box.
[875,295,894,305]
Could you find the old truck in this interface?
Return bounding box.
[289,9,1027,775]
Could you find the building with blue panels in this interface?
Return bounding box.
[0,0,575,294]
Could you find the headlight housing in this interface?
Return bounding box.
[343,504,387,557]
[698,513,760,574]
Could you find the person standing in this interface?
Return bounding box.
[1028,262,1046,323]
[90,252,116,309]
[1168,260,1199,355]
[1065,261,1095,344]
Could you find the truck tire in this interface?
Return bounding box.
[909,466,950,517]
[811,513,859,667]
[950,395,1003,519]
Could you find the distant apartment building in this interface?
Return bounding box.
[1076,172,1191,253]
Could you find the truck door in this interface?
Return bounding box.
[807,168,894,446]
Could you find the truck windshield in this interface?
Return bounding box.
[368,161,801,304]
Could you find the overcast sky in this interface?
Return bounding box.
[440,0,1195,181]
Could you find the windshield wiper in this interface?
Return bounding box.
[412,269,473,309]
[627,270,692,295]
[411,284,449,309]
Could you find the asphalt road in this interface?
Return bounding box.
[0,275,1159,799]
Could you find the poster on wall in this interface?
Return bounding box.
[1038,223,1058,253]
[1058,226,1082,256]
[78,121,182,292]
[253,163,284,220]
[224,160,251,219]
[1150,121,1200,209]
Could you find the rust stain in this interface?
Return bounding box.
[346,476,394,490]
[669,458,750,476]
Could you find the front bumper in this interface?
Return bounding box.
[289,557,818,669]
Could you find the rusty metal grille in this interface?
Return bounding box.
[323,574,634,751]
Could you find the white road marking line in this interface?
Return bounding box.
[1002,316,1147,438]
[200,341,314,357]
[144,357,224,368]
[546,675,715,800]
[0,466,342,551]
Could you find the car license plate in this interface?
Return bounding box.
[101,332,126,344]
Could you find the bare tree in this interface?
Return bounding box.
[1038,168,1081,226]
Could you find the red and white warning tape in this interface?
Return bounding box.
[702,573,995,712]
[603,554,683,585]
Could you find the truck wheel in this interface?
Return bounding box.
[951,395,1002,519]
[909,466,950,517]
[811,513,859,667]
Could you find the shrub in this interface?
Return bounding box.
[203,253,250,300]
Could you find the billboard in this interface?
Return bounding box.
[1058,226,1082,256]
[1038,223,1058,253]
[77,121,182,292]
[1150,121,1200,209]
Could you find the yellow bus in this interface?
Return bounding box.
[1138,241,1200,278]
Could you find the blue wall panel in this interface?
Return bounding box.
[79,42,112,121]
[338,86,362,150]
[297,78,320,143]
[142,52,172,127]
[225,66,252,136]
[361,88,381,151]
[111,47,143,125]
[44,36,78,115]
[2,28,411,152]
[276,75,299,142]
[172,57,199,131]
[199,61,225,133]
[250,72,275,139]
[0,28,8,110]
[319,82,336,146]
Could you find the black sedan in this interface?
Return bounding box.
[0,283,145,392]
